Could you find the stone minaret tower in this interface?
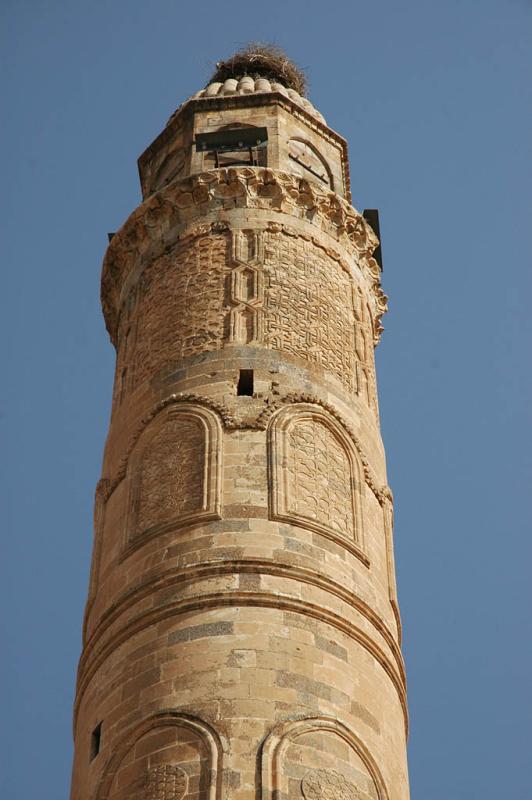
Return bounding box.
[71,47,410,800]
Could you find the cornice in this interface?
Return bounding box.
[101,168,386,348]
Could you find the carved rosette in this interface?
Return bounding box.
[145,764,187,800]
[301,768,370,800]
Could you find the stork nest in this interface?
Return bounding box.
[209,43,307,95]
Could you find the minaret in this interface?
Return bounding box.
[71,46,410,800]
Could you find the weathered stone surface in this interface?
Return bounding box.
[71,56,410,800]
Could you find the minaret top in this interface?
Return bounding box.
[174,44,325,124]
[139,43,349,202]
[209,44,307,95]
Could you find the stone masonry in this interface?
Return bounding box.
[70,56,410,800]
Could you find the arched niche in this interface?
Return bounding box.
[261,716,388,800]
[288,138,334,190]
[126,404,222,551]
[96,712,224,800]
[268,404,366,564]
[153,151,186,189]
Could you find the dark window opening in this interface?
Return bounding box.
[237,369,254,396]
[363,209,383,270]
[90,722,102,761]
[196,127,268,169]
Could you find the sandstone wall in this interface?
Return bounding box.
[71,167,408,800]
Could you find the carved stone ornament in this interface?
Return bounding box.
[124,403,223,555]
[268,403,367,564]
[146,764,187,800]
[101,168,386,347]
[301,768,370,800]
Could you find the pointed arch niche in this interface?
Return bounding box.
[126,404,222,552]
[96,712,224,800]
[268,404,367,564]
[261,715,388,800]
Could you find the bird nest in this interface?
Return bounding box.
[209,44,307,95]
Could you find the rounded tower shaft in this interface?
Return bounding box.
[72,48,410,800]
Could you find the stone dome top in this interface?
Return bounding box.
[188,76,326,124]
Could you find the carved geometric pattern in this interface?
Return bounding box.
[112,283,140,408]
[126,405,222,550]
[263,232,356,393]
[102,169,387,349]
[301,769,368,800]
[269,405,366,562]
[125,233,228,396]
[229,229,264,343]
[136,415,204,535]
[110,223,379,410]
[288,418,353,539]
[146,765,187,800]
[353,286,378,413]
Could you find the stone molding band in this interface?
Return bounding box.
[75,588,408,737]
[101,168,386,347]
[82,559,404,677]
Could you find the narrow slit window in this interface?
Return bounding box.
[237,369,254,396]
[90,722,102,761]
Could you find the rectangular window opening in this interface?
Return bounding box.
[90,722,102,761]
[237,369,254,396]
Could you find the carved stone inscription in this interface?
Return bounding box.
[135,414,205,537]
[146,765,187,800]
[287,417,354,540]
[301,769,368,800]
[263,232,356,393]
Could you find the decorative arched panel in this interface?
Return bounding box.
[126,404,222,550]
[96,712,224,800]
[268,404,366,563]
[261,716,388,800]
[288,138,333,189]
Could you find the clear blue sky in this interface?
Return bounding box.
[1,2,531,798]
